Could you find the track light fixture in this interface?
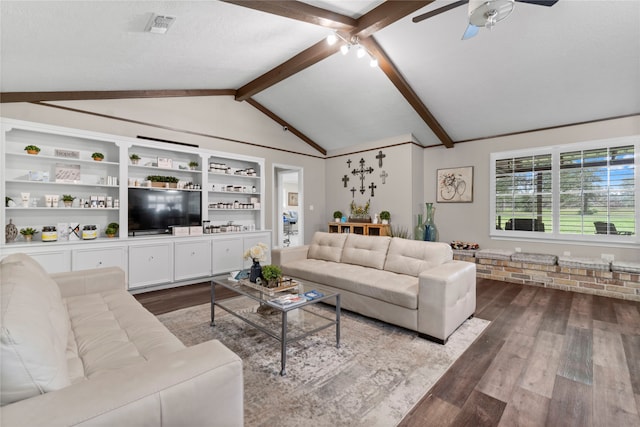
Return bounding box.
[326,32,378,67]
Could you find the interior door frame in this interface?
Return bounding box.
[272,164,304,248]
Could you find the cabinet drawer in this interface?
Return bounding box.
[212,237,244,274]
[26,250,71,274]
[72,247,126,271]
[174,240,212,280]
[128,243,173,289]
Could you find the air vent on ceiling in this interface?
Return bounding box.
[145,14,176,34]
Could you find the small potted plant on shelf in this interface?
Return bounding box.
[20,227,38,242]
[146,175,180,188]
[333,210,343,223]
[105,222,119,238]
[379,211,391,225]
[91,152,104,161]
[188,161,199,170]
[61,194,75,207]
[24,145,41,155]
[261,264,283,288]
[129,154,141,165]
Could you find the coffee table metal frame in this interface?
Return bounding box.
[210,275,340,376]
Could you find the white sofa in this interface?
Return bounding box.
[0,253,243,427]
[272,232,476,344]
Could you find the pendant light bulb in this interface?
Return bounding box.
[356,45,366,59]
[340,44,350,55]
[369,57,378,68]
[327,33,338,46]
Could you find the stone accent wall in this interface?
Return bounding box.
[454,252,640,302]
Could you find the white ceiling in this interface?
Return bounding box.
[1,0,639,154]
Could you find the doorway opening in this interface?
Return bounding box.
[273,165,303,248]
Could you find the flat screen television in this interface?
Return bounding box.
[128,188,201,235]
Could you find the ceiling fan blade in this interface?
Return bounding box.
[412,0,468,23]
[461,24,479,40]
[516,0,559,6]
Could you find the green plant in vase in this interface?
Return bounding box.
[62,194,75,207]
[20,227,38,242]
[91,152,104,161]
[261,264,283,288]
[333,210,343,222]
[105,222,119,237]
[379,211,391,224]
[129,154,141,165]
[24,145,41,154]
[188,161,199,170]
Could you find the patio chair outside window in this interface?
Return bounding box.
[593,221,634,235]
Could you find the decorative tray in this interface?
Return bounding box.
[239,277,299,296]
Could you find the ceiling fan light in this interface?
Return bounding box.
[327,33,338,46]
[340,44,350,55]
[356,45,366,59]
[369,57,378,68]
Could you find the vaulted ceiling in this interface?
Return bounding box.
[1,1,639,155]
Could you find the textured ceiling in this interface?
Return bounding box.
[1,0,639,154]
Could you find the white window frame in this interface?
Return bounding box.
[490,136,639,246]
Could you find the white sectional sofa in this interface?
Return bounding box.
[0,253,243,427]
[272,232,476,344]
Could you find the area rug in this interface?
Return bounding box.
[158,300,489,427]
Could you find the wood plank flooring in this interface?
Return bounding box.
[135,278,640,426]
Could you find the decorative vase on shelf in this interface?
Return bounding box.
[5,219,18,243]
[414,214,425,241]
[424,202,438,242]
[249,259,262,283]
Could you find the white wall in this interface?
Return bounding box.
[424,115,640,261]
[0,98,326,247]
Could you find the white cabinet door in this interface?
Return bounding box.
[128,242,173,289]
[72,246,126,271]
[211,237,244,274]
[21,250,71,274]
[174,240,211,281]
[243,232,271,267]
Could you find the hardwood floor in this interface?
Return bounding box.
[136,278,640,426]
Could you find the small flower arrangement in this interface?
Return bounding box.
[350,199,370,217]
[244,242,268,262]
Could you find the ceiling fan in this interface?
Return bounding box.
[413,0,558,40]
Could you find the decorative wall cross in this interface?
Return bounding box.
[352,158,374,195]
[380,170,388,184]
[369,182,377,197]
[347,159,352,168]
[376,150,386,168]
[342,174,349,188]
[350,187,357,198]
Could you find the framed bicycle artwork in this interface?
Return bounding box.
[436,166,473,203]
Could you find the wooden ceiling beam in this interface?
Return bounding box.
[235,41,340,102]
[221,1,357,31]
[0,89,235,103]
[354,1,435,38]
[359,36,454,148]
[246,98,327,155]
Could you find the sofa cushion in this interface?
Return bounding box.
[281,259,418,309]
[341,234,391,270]
[65,290,185,380]
[1,253,71,406]
[307,232,348,263]
[384,239,452,277]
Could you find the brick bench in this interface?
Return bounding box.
[453,249,640,301]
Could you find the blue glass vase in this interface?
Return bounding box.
[249,260,262,283]
[424,203,438,242]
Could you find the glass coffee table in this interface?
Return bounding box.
[210,275,340,376]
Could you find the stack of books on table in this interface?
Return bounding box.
[269,294,306,308]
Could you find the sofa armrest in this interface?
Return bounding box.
[0,340,243,427]
[51,266,126,298]
[272,245,310,266]
[417,260,476,342]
